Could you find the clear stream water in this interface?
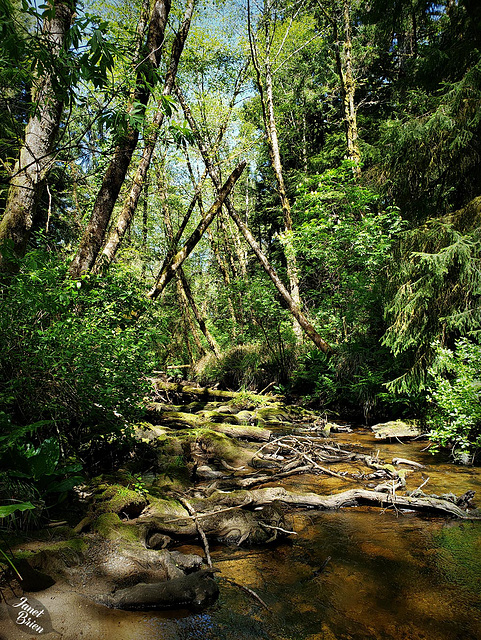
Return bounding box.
[96,429,481,640]
[2,428,481,639]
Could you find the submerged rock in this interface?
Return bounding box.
[371,420,422,440]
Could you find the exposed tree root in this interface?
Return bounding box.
[207,486,480,519]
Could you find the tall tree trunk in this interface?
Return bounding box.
[247,1,302,339]
[176,84,331,353]
[95,0,196,272]
[69,0,172,278]
[147,161,247,299]
[330,0,360,175]
[0,0,75,270]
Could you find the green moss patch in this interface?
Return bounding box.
[91,513,140,542]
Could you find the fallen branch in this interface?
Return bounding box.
[220,577,270,610]
[236,465,311,488]
[260,523,297,535]
[178,497,213,568]
[392,457,425,469]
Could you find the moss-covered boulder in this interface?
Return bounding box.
[255,404,292,426]
[91,513,141,542]
[95,484,148,518]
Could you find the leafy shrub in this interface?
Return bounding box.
[427,338,481,461]
[293,161,403,348]
[0,248,157,470]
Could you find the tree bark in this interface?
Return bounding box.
[94,0,196,272]
[0,0,75,269]
[68,0,172,278]
[324,0,361,175]
[147,161,247,299]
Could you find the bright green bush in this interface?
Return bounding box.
[0,248,157,467]
[428,338,481,461]
[289,162,405,417]
[293,162,403,345]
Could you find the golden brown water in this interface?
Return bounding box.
[1,429,480,639]
[131,429,481,640]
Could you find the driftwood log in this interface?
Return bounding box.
[97,569,219,611]
[133,485,479,553]
[206,487,480,519]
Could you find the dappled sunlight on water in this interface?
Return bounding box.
[1,429,480,639]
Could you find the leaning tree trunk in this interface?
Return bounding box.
[147,162,247,299]
[159,165,220,357]
[0,0,75,270]
[68,0,171,278]
[94,0,196,272]
[247,3,303,340]
[175,85,332,354]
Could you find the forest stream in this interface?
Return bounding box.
[1,394,481,640]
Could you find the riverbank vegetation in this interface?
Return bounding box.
[1,0,481,530]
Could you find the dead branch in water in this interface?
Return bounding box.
[209,486,480,519]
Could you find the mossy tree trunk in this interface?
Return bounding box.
[0,0,75,270]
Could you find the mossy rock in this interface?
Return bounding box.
[142,495,188,520]
[217,405,236,414]
[96,484,148,518]
[235,410,253,424]
[371,420,422,439]
[177,428,254,466]
[255,405,292,426]
[91,513,141,542]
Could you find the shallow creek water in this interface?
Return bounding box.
[161,429,481,640]
[2,429,481,640]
